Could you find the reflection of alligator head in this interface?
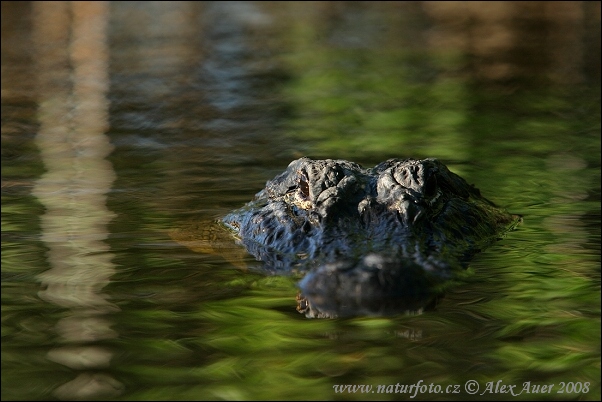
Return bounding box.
[222,157,520,318]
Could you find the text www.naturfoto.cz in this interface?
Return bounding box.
[333,382,462,397]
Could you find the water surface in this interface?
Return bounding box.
[2,2,600,400]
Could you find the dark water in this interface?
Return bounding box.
[2,2,600,400]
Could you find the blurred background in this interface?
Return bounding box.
[2,1,600,400]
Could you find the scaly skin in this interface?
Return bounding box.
[223,157,519,317]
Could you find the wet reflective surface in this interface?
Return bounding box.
[2,2,600,400]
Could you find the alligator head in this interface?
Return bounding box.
[222,157,519,317]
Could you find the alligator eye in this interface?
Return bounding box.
[424,174,437,198]
[299,171,310,200]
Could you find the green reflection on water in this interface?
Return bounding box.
[2,1,600,401]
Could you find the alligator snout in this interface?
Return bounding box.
[297,253,436,318]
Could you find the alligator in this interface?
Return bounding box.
[222,157,520,318]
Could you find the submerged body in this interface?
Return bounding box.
[223,157,519,317]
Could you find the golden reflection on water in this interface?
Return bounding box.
[31,1,122,399]
[423,1,590,83]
